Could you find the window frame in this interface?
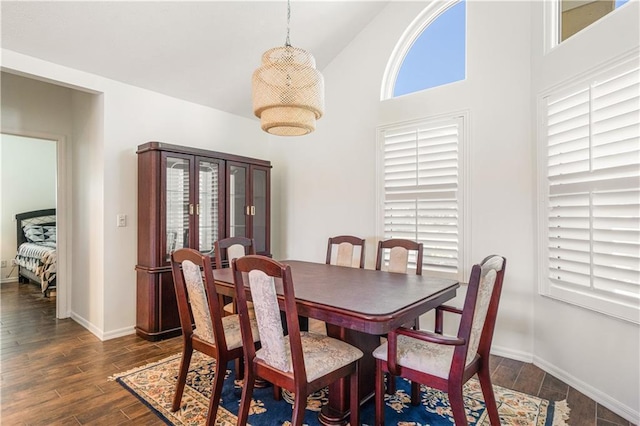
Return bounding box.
[544,0,632,53]
[536,49,640,324]
[376,111,470,282]
[381,0,464,100]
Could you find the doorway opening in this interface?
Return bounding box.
[1,132,68,318]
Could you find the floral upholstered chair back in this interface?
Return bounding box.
[462,255,505,364]
[180,259,215,343]
[246,269,292,372]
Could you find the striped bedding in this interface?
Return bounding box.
[15,242,57,293]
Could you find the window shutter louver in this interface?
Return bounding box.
[542,56,640,320]
[381,118,463,276]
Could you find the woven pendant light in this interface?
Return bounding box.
[252,1,324,136]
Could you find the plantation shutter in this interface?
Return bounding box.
[545,59,640,302]
[381,117,463,276]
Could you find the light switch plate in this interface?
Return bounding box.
[117,214,127,227]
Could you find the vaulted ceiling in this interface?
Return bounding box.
[1,1,389,119]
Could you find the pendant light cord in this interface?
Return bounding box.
[285,0,291,47]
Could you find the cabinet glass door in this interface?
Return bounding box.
[165,156,190,261]
[197,158,221,256]
[252,167,269,253]
[229,164,247,238]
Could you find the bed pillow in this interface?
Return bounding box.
[24,225,45,243]
[43,225,57,243]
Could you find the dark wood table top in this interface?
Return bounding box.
[213,259,459,335]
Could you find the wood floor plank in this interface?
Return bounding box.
[512,362,545,396]
[539,371,569,402]
[490,356,523,389]
[488,354,504,375]
[598,404,633,426]
[567,386,596,426]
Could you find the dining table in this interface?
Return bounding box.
[213,259,459,425]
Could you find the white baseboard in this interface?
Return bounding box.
[491,344,534,363]
[102,325,136,340]
[69,311,136,341]
[1,277,19,284]
[533,355,639,424]
[70,311,105,340]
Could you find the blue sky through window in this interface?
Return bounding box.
[393,0,466,97]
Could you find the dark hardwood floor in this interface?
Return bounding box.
[0,281,634,425]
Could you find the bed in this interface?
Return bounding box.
[15,209,57,296]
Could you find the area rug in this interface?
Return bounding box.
[109,352,570,426]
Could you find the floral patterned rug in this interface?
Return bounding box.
[109,352,570,426]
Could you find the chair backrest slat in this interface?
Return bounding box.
[227,244,247,263]
[388,246,409,273]
[336,242,355,267]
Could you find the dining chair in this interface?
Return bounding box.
[214,236,256,269]
[170,248,260,425]
[375,238,424,326]
[372,255,507,426]
[214,237,256,316]
[232,255,363,426]
[375,238,423,274]
[326,235,366,268]
[375,238,424,393]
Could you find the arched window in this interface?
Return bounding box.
[382,0,466,99]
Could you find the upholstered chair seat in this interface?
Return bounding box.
[373,335,455,379]
[256,331,363,382]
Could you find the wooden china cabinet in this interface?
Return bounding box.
[135,142,271,341]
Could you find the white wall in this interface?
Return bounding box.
[1,50,270,339]
[0,132,57,282]
[531,1,640,422]
[70,89,105,334]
